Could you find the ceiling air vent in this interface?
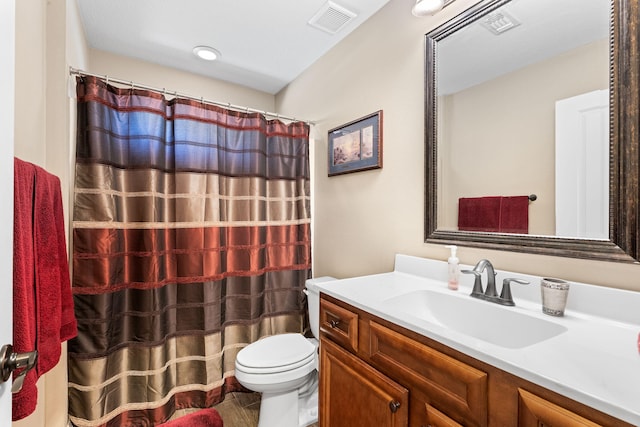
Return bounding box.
[480,10,521,35]
[308,1,357,34]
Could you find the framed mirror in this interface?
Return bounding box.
[424,0,639,263]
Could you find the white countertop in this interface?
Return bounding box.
[309,254,640,425]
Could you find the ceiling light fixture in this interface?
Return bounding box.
[412,0,444,16]
[193,46,221,61]
[412,0,452,16]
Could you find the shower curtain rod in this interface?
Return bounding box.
[69,67,315,125]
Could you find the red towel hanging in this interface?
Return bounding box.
[458,195,529,234]
[12,158,77,421]
[499,196,529,234]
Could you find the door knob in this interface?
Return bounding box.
[0,344,38,393]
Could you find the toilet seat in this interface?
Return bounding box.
[236,333,316,375]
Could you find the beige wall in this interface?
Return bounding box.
[439,39,608,234]
[276,0,640,292]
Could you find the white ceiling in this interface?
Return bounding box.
[76,0,390,95]
[437,0,610,94]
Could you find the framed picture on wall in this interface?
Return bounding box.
[328,110,383,176]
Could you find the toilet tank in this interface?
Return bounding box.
[305,276,336,339]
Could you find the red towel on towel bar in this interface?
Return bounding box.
[158,408,224,426]
[12,158,77,421]
[458,196,502,232]
[458,196,529,234]
[499,196,529,234]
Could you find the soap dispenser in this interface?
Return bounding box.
[445,245,460,290]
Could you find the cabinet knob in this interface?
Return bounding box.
[389,400,401,413]
[329,319,340,328]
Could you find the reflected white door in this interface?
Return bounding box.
[0,0,15,421]
[555,90,609,239]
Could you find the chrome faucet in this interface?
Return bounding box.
[462,259,497,298]
[462,259,529,306]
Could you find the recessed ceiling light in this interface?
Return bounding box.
[193,46,221,61]
[412,0,455,16]
[412,0,444,16]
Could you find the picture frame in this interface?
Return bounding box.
[328,110,383,176]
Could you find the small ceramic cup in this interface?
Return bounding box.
[540,278,570,316]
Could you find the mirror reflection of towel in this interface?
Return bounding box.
[458,196,529,234]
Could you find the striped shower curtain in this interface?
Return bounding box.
[68,76,311,426]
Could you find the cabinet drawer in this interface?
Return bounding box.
[518,388,603,427]
[369,321,487,427]
[320,299,359,352]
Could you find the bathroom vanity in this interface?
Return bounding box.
[312,255,640,426]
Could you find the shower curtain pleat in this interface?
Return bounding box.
[68,76,311,427]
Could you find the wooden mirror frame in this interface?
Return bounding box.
[425,0,639,263]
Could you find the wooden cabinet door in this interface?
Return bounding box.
[320,338,408,427]
[369,321,487,427]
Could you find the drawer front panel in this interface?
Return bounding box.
[320,299,359,352]
[518,388,602,427]
[369,321,487,427]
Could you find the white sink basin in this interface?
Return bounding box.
[383,290,568,349]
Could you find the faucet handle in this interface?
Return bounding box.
[499,278,529,306]
[461,269,483,296]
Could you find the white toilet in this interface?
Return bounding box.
[234,276,335,427]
